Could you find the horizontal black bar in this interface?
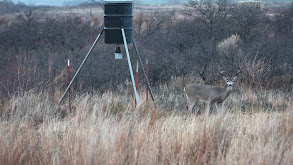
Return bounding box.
[104,15,133,17]
[104,27,133,30]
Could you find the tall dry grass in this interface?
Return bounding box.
[0,81,292,164]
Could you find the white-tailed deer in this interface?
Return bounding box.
[184,70,240,116]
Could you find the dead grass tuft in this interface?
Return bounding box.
[0,84,292,164]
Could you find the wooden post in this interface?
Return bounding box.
[68,59,72,113]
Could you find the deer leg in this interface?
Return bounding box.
[206,100,216,116]
[189,101,196,114]
[186,95,190,110]
[186,100,190,110]
[215,103,219,114]
[206,101,212,117]
[205,104,210,116]
[218,102,227,115]
[186,96,196,114]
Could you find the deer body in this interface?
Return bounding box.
[185,84,232,102]
[185,71,239,116]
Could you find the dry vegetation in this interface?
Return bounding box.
[0,1,293,164]
[0,79,292,164]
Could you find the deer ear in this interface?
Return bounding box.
[232,76,237,81]
[223,76,228,81]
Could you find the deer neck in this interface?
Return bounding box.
[222,84,233,98]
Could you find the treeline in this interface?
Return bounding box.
[0,0,31,14]
[0,0,292,98]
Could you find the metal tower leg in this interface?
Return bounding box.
[57,29,104,107]
[133,40,156,108]
[121,28,140,107]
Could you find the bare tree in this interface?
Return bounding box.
[15,8,42,29]
[230,2,267,43]
[187,0,231,41]
[274,3,293,37]
[144,12,172,35]
[217,34,242,70]
[185,0,232,82]
[88,0,103,8]
[133,12,146,35]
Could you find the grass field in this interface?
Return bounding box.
[0,78,292,164]
[0,1,293,164]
